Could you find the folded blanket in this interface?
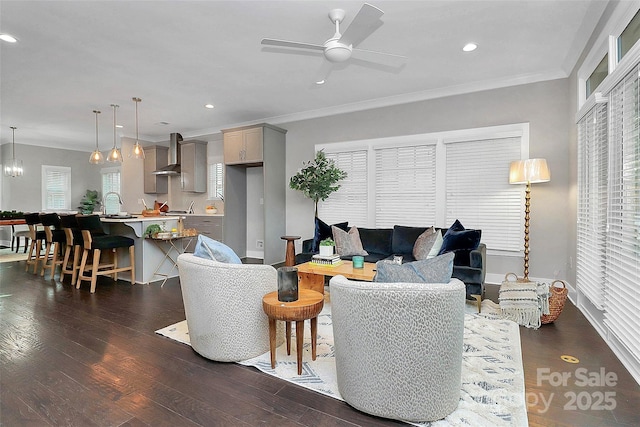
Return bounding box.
[499,280,541,329]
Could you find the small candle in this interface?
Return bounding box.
[352,256,364,269]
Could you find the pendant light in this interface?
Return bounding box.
[106,104,122,162]
[89,110,104,164]
[4,126,24,177]
[130,97,145,159]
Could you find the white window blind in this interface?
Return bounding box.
[41,165,71,210]
[605,64,640,359]
[318,150,368,227]
[444,137,522,251]
[374,144,436,227]
[576,102,608,310]
[101,167,121,215]
[208,162,224,200]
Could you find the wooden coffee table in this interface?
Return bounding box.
[262,289,325,375]
[296,260,376,294]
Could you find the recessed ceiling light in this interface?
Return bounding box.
[116,124,123,128]
[0,34,18,43]
[204,104,214,109]
[463,43,477,52]
[316,80,325,85]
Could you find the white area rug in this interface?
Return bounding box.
[156,302,527,427]
[0,247,28,263]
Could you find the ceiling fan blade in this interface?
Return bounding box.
[312,60,335,85]
[352,48,407,67]
[261,38,325,51]
[339,3,384,48]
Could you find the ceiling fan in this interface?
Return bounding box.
[261,3,406,84]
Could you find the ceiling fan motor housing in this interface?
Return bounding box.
[324,40,352,62]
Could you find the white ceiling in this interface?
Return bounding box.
[0,0,607,151]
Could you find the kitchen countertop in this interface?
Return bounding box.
[100,215,182,223]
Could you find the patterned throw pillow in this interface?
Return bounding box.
[412,226,437,260]
[332,226,369,257]
[374,252,454,283]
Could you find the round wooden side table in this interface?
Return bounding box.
[280,235,301,267]
[262,288,324,375]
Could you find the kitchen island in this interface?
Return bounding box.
[100,215,192,285]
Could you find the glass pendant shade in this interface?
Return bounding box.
[4,126,24,177]
[89,110,104,164]
[107,104,122,163]
[130,97,145,159]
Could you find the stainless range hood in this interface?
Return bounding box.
[152,133,182,175]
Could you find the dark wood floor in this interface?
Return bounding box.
[1,259,639,426]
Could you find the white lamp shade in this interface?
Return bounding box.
[509,158,550,184]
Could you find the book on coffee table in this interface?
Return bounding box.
[311,254,342,266]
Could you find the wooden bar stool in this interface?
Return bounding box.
[12,224,30,253]
[59,214,84,285]
[39,213,66,279]
[24,213,46,274]
[76,215,135,293]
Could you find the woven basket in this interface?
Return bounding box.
[540,280,568,324]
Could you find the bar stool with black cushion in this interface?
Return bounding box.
[12,224,30,253]
[59,214,84,285]
[24,213,46,274]
[76,215,135,293]
[39,213,66,279]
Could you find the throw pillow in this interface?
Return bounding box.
[391,225,429,255]
[332,226,369,256]
[374,252,454,283]
[312,217,349,252]
[411,252,455,283]
[193,234,242,264]
[437,219,482,266]
[427,231,444,259]
[412,226,437,260]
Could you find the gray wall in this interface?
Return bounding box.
[0,142,101,243]
[281,78,572,283]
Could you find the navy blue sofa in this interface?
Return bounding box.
[295,225,486,301]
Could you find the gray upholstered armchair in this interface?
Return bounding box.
[329,275,465,422]
[177,253,284,362]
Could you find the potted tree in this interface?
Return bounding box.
[289,150,347,217]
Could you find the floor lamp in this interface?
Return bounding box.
[509,158,550,281]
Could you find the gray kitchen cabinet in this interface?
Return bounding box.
[144,145,168,194]
[223,126,263,165]
[222,123,287,265]
[183,215,223,246]
[180,140,207,193]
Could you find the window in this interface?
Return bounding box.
[586,54,608,98]
[618,9,640,61]
[101,167,121,214]
[444,137,523,252]
[41,165,71,210]
[576,102,608,309]
[375,143,436,227]
[318,150,368,227]
[605,64,640,360]
[317,124,528,253]
[208,162,224,200]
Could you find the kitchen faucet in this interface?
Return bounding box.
[103,191,123,214]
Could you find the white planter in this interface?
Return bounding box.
[319,245,334,256]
